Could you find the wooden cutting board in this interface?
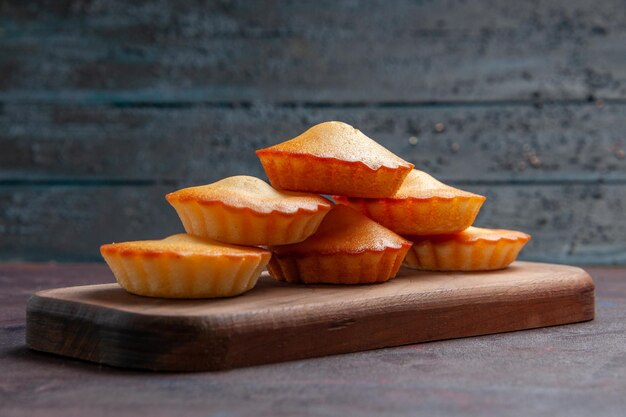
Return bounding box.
[26,261,594,371]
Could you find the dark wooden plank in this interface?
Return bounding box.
[1,263,624,416]
[2,102,626,183]
[1,183,625,264]
[1,0,626,102]
[0,185,182,261]
[25,262,594,371]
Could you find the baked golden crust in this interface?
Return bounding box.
[167,176,330,214]
[403,227,531,271]
[100,234,271,298]
[166,176,332,246]
[335,170,486,235]
[267,205,412,284]
[256,121,413,198]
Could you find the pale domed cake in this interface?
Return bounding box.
[256,121,413,198]
[267,205,412,284]
[335,170,485,235]
[100,234,271,298]
[166,176,332,246]
[403,227,531,271]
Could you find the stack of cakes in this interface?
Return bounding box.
[101,121,530,299]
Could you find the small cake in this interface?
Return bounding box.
[335,170,486,235]
[256,121,414,198]
[267,205,412,284]
[100,234,271,298]
[166,176,332,246]
[403,227,531,271]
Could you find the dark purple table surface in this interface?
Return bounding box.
[1,263,625,417]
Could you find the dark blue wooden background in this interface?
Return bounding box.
[1,0,625,263]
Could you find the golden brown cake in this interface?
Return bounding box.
[166,176,332,246]
[267,205,412,284]
[334,169,485,235]
[403,227,531,271]
[256,121,414,198]
[100,234,271,298]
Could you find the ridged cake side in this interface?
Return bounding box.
[100,242,271,298]
[335,195,485,235]
[403,238,528,271]
[257,152,411,198]
[169,200,329,246]
[267,247,409,284]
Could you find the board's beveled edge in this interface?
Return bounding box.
[25,262,596,371]
[26,294,235,371]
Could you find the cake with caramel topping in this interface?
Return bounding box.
[403,227,530,271]
[267,205,412,284]
[100,234,271,298]
[335,169,485,235]
[166,176,332,246]
[256,121,413,198]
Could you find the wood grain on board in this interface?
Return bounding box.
[26,262,595,371]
